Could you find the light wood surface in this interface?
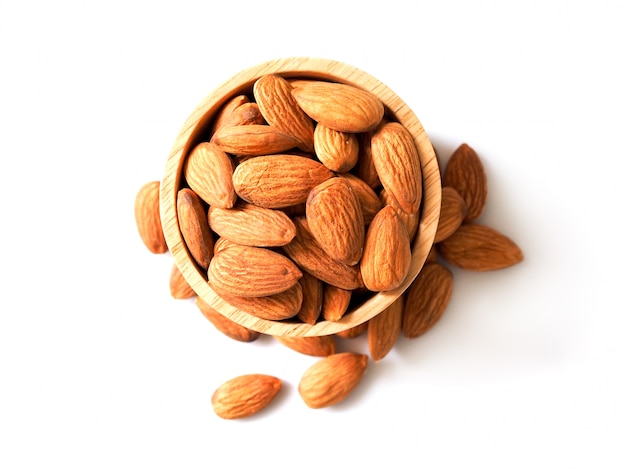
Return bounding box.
[160,57,441,337]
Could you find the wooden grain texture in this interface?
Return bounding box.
[160,57,441,337]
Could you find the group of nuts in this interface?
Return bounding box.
[134,73,523,419]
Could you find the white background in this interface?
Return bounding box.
[1,1,625,468]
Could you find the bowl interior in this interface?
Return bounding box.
[160,57,441,337]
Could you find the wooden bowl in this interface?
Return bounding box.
[160,57,441,337]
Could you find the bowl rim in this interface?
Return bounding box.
[160,56,441,337]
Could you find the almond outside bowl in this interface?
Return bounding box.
[160,57,441,337]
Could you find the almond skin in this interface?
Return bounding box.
[253,74,315,153]
[297,272,323,325]
[212,124,300,156]
[291,81,384,133]
[208,244,302,297]
[402,262,453,338]
[334,321,368,339]
[169,264,196,299]
[232,155,334,209]
[368,295,404,361]
[134,181,168,254]
[196,296,260,342]
[184,141,237,209]
[211,102,265,132]
[177,188,214,270]
[371,121,422,215]
[322,284,352,322]
[211,281,303,321]
[379,188,419,242]
[208,202,296,247]
[437,224,523,271]
[360,205,412,292]
[306,177,365,266]
[209,94,250,138]
[434,186,468,243]
[283,217,364,290]
[338,173,382,225]
[313,123,359,172]
[211,374,281,419]
[274,335,336,357]
[298,352,368,409]
[442,143,488,222]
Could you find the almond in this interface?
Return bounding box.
[442,143,487,222]
[338,172,382,225]
[212,124,300,156]
[196,296,260,342]
[360,205,412,292]
[368,295,404,361]
[434,186,468,243]
[354,128,381,189]
[298,352,368,409]
[211,281,303,321]
[402,262,453,338]
[297,272,323,325]
[274,335,336,357]
[379,188,419,242]
[177,188,214,270]
[283,217,364,290]
[134,181,168,254]
[210,102,265,132]
[232,155,334,209]
[208,244,302,297]
[208,202,296,247]
[291,80,384,133]
[306,177,364,266]
[437,224,523,271]
[371,121,422,214]
[322,284,352,322]
[313,123,359,172]
[169,263,196,299]
[253,74,315,152]
[209,94,250,138]
[211,374,281,419]
[184,141,237,209]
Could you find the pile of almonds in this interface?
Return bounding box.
[134,74,523,419]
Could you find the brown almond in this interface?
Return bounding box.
[211,374,281,419]
[354,128,381,189]
[196,296,260,342]
[438,223,523,271]
[442,143,488,222]
[434,186,468,243]
[211,281,303,321]
[232,155,334,209]
[208,202,296,247]
[134,180,168,254]
[306,177,364,266]
[379,188,419,242]
[402,262,453,338]
[291,81,384,133]
[360,205,412,292]
[177,188,214,270]
[371,121,422,214]
[283,217,364,290]
[208,244,302,297]
[368,295,404,361]
[322,284,352,322]
[209,94,250,138]
[298,352,368,409]
[274,335,336,357]
[313,123,359,172]
[297,272,323,325]
[212,124,300,156]
[169,264,196,299]
[211,102,265,132]
[253,74,315,152]
[184,141,237,209]
[339,173,383,225]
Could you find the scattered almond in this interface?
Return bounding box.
[134,180,168,254]
[274,335,336,357]
[368,295,404,361]
[169,264,196,300]
[196,296,260,342]
[442,143,487,222]
[211,374,281,419]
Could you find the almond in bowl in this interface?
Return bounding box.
[159,57,441,337]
